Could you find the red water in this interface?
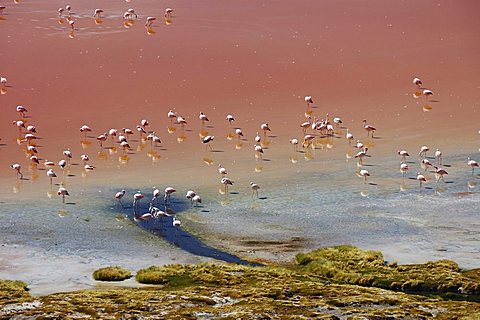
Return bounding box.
[1,0,479,191]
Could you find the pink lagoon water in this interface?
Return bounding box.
[1,0,479,294]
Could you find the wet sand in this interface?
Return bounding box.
[1,0,480,294]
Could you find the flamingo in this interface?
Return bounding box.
[58,7,64,17]
[26,146,38,155]
[63,149,73,164]
[400,163,409,178]
[57,187,70,203]
[136,125,147,137]
[203,135,214,150]
[302,134,315,148]
[300,120,311,134]
[423,89,433,102]
[398,150,410,163]
[120,141,131,153]
[118,134,127,143]
[164,187,176,205]
[122,128,134,136]
[419,146,429,159]
[58,159,67,171]
[164,8,173,18]
[145,16,156,27]
[44,160,55,168]
[168,110,177,123]
[97,133,108,148]
[434,166,448,182]
[133,192,144,214]
[421,158,432,171]
[30,155,39,166]
[260,123,271,136]
[84,164,95,171]
[199,112,209,126]
[93,9,103,18]
[80,154,89,164]
[413,77,422,88]
[11,164,23,179]
[65,5,71,15]
[359,169,370,184]
[150,188,161,206]
[226,114,235,125]
[177,116,187,127]
[192,195,202,206]
[25,125,36,133]
[108,128,118,141]
[254,132,261,143]
[467,157,479,175]
[355,140,364,149]
[218,165,227,176]
[16,105,28,118]
[186,190,196,205]
[333,117,343,129]
[354,148,368,165]
[13,120,26,133]
[362,119,376,138]
[304,95,313,109]
[172,217,181,240]
[127,8,137,18]
[235,128,244,140]
[416,172,426,188]
[289,138,299,152]
[69,20,75,30]
[115,190,126,207]
[346,129,353,145]
[254,144,264,160]
[435,148,442,165]
[250,182,260,198]
[221,177,233,193]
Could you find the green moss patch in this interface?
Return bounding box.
[92,266,132,282]
[295,245,480,299]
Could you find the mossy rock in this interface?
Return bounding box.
[92,266,132,282]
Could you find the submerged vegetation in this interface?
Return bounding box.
[1,246,479,318]
[92,266,132,282]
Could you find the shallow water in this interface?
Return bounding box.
[1,0,480,294]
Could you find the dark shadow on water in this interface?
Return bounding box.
[112,194,262,267]
[229,192,240,195]
[65,202,76,205]
[368,182,378,186]
[258,197,268,200]
[210,150,224,153]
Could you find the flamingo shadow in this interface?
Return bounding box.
[368,182,378,186]
[210,150,224,153]
[258,196,268,200]
[125,198,261,266]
